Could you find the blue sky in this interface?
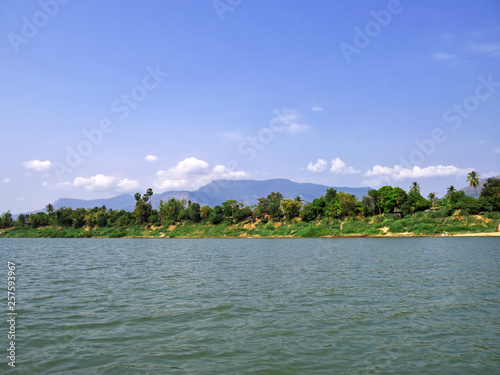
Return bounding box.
[1,0,499,214]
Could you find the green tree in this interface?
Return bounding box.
[427,192,437,208]
[187,202,201,222]
[362,189,380,216]
[29,212,49,228]
[281,199,302,220]
[159,197,186,224]
[17,214,26,226]
[466,171,481,198]
[222,199,239,218]
[479,177,500,211]
[377,186,407,214]
[256,192,283,220]
[409,181,420,194]
[200,205,213,221]
[209,205,224,224]
[337,192,359,218]
[0,211,13,229]
[446,185,457,199]
[234,206,253,222]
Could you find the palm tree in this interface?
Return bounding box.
[427,192,437,208]
[446,185,457,199]
[466,171,481,198]
[409,181,421,194]
[45,204,54,215]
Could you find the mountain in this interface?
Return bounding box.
[16,179,370,217]
[52,194,136,211]
[151,179,370,208]
[15,194,136,218]
[461,175,500,197]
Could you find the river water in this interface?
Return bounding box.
[1,238,499,374]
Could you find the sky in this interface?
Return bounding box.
[1,0,499,214]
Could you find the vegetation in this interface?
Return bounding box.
[1,175,499,238]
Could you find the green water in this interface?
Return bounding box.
[1,238,499,374]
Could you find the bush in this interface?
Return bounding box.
[388,221,406,233]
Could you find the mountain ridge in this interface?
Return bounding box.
[17,179,370,216]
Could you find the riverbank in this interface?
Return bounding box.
[1,212,498,238]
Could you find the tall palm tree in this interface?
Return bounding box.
[466,171,481,198]
[446,185,457,199]
[409,181,421,194]
[45,204,54,215]
[427,192,437,208]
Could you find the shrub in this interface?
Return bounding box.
[388,221,406,233]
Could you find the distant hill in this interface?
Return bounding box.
[460,175,500,197]
[16,179,370,217]
[151,179,370,208]
[52,194,136,211]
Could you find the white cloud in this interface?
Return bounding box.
[330,158,360,174]
[117,178,140,191]
[494,147,500,154]
[307,159,328,172]
[3,178,10,183]
[155,157,247,191]
[23,159,52,171]
[145,155,159,162]
[312,106,323,112]
[364,164,472,186]
[72,174,116,191]
[271,109,310,133]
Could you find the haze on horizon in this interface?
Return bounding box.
[1,0,499,214]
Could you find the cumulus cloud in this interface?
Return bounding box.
[330,158,361,174]
[312,106,323,112]
[71,174,116,191]
[494,147,500,154]
[145,155,159,162]
[117,178,140,191]
[363,164,472,186]
[307,159,328,172]
[155,157,247,191]
[3,178,10,183]
[23,159,52,171]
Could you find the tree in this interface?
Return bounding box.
[256,192,283,220]
[377,186,407,214]
[281,199,302,220]
[221,199,239,218]
[17,214,26,226]
[362,189,380,216]
[209,205,224,224]
[187,202,201,222]
[0,211,13,229]
[409,181,421,194]
[234,206,253,222]
[337,192,359,218]
[29,212,49,228]
[467,171,481,198]
[159,198,185,224]
[200,205,213,221]
[427,192,437,208]
[479,177,500,211]
[134,188,154,224]
[446,185,457,199]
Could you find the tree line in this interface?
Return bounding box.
[1,172,498,230]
